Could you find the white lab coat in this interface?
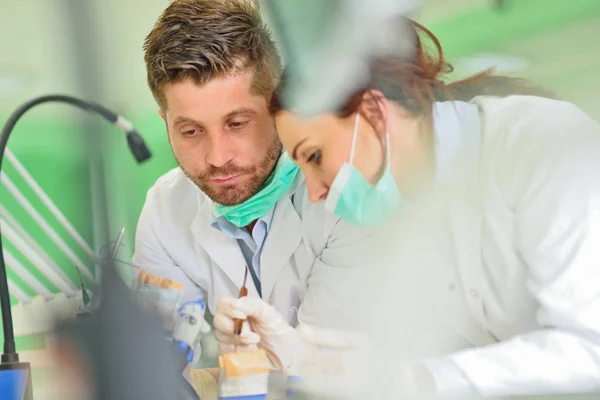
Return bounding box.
[368,95,600,399]
[132,168,376,328]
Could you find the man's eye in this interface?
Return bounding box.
[307,150,321,165]
[181,129,197,137]
[229,121,249,129]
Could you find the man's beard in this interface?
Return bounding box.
[180,138,283,206]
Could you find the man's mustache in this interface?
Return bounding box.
[197,164,256,180]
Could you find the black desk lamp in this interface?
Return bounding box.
[0,95,152,397]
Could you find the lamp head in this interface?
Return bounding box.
[126,130,151,163]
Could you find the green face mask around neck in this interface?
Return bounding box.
[213,152,300,227]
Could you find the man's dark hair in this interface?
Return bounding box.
[144,0,282,109]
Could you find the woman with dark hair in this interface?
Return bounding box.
[214,20,600,397]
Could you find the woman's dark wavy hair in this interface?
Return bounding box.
[270,19,555,118]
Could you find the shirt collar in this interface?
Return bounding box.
[210,204,275,234]
[195,168,304,234]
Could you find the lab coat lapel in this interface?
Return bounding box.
[260,175,304,301]
[435,101,484,277]
[189,195,260,298]
[444,102,495,346]
[448,116,482,292]
[449,192,482,286]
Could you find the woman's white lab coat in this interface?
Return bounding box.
[368,95,600,398]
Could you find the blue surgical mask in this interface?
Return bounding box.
[213,151,299,227]
[324,114,401,226]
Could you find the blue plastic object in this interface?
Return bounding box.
[176,298,206,314]
[0,368,29,400]
[172,340,194,362]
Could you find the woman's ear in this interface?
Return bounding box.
[358,90,389,141]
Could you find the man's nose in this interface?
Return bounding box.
[205,133,234,167]
[306,174,329,203]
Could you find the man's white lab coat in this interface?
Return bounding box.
[132,170,375,328]
[368,95,600,399]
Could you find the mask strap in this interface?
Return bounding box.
[349,113,360,166]
[385,131,391,167]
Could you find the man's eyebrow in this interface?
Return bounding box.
[224,107,258,119]
[173,116,201,127]
[292,138,308,160]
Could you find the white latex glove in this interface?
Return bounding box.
[294,324,374,397]
[379,361,439,399]
[298,325,437,398]
[214,297,306,374]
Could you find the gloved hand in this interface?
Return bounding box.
[213,297,307,374]
[375,360,438,398]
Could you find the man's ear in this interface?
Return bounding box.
[158,108,166,123]
[158,108,170,137]
[358,90,389,141]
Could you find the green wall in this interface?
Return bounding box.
[0,110,174,319]
[428,0,600,58]
[1,118,93,303]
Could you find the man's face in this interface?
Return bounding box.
[160,70,281,206]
